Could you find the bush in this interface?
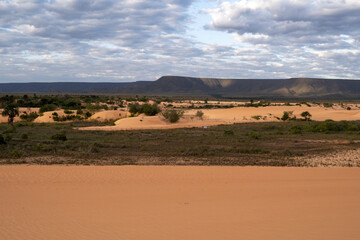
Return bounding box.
[300,111,312,121]
[19,112,39,122]
[251,115,261,120]
[4,134,12,141]
[21,133,28,140]
[281,111,292,121]
[51,133,67,141]
[196,110,204,119]
[0,134,6,145]
[76,109,84,115]
[141,103,160,116]
[224,130,234,135]
[290,125,302,134]
[64,109,74,114]
[85,112,92,119]
[306,120,360,133]
[128,103,160,116]
[39,104,57,113]
[162,109,184,123]
[2,126,16,134]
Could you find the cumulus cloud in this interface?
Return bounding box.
[0,0,359,82]
[205,0,360,79]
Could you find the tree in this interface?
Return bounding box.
[1,103,19,125]
[301,111,312,121]
[162,109,184,123]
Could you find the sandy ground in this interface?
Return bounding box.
[89,109,127,121]
[79,105,360,131]
[0,166,359,240]
[0,107,39,123]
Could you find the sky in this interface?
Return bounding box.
[0,0,359,83]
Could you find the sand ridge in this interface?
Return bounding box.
[79,105,360,131]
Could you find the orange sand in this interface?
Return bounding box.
[0,107,39,123]
[0,166,359,240]
[80,105,360,130]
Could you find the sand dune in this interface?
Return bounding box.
[89,110,127,121]
[79,105,360,131]
[0,107,39,123]
[34,110,65,123]
[0,166,359,240]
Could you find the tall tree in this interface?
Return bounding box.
[1,103,19,125]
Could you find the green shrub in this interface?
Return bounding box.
[2,126,16,134]
[4,134,12,141]
[39,104,57,113]
[21,133,28,140]
[10,150,22,158]
[162,109,184,123]
[76,109,84,115]
[0,134,6,145]
[323,102,334,108]
[85,112,92,118]
[51,133,67,141]
[249,132,261,139]
[19,112,39,122]
[251,115,261,120]
[290,125,302,134]
[300,111,312,121]
[128,103,160,116]
[140,103,160,116]
[128,103,141,114]
[224,130,234,135]
[64,109,74,114]
[196,110,204,119]
[281,111,293,121]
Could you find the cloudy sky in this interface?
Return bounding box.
[0,0,359,82]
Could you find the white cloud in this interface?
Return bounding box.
[0,0,359,82]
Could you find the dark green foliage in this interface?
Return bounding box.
[1,103,19,125]
[4,134,12,142]
[0,134,5,145]
[162,109,184,123]
[51,133,67,141]
[21,133,28,140]
[20,112,39,122]
[140,103,160,116]
[301,111,312,121]
[0,120,359,166]
[2,126,16,134]
[64,110,74,114]
[290,125,302,134]
[323,102,334,108]
[76,109,83,115]
[196,110,204,119]
[39,104,57,113]
[306,120,360,133]
[85,112,92,118]
[128,103,160,116]
[224,130,234,135]
[281,111,291,121]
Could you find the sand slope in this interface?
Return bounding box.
[0,166,359,240]
[0,107,39,123]
[79,105,360,131]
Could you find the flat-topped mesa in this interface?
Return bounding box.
[1,76,360,98]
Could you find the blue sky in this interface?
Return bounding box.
[0,0,359,82]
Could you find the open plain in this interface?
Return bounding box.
[1,165,360,240]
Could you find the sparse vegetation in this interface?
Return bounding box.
[128,103,160,116]
[1,103,19,125]
[301,111,312,121]
[195,110,204,119]
[162,109,184,123]
[0,120,359,166]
